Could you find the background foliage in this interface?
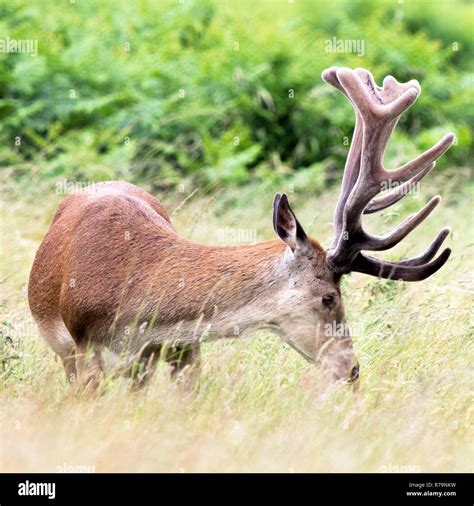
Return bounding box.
[0,0,472,191]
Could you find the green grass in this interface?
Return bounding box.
[1,171,472,472]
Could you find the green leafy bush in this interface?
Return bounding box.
[0,0,471,189]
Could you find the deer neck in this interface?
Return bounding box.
[144,238,290,342]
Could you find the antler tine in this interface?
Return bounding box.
[337,67,420,122]
[364,162,436,214]
[362,195,441,251]
[322,66,454,281]
[396,227,450,266]
[351,247,451,282]
[321,67,349,97]
[386,132,455,184]
[351,228,451,280]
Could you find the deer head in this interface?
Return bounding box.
[270,67,454,382]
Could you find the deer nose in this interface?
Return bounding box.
[349,363,360,383]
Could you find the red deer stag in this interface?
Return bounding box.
[28,67,454,389]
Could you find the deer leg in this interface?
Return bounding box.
[166,342,201,392]
[127,344,162,389]
[74,340,104,393]
[35,320,77,385]
[61,353,77,385]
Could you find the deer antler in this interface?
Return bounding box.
[322,67,454,281]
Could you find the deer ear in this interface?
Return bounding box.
[273,193,312,256]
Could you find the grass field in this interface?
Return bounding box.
[1,169,472,473]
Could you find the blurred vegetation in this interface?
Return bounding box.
[0,0,472,191]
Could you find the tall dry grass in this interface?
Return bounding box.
[0,172,473,472]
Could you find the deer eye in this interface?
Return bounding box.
[322,294,335,307]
